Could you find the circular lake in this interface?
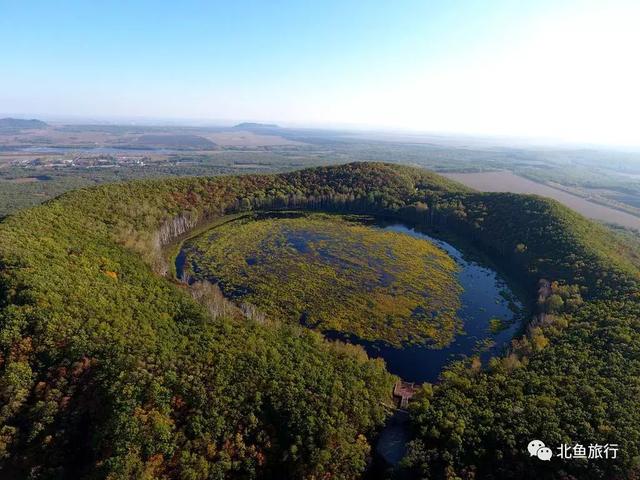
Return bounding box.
[176,212,525,384]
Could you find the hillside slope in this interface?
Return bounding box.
[0,117,48,131]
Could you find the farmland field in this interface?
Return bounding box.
[444,170,640,230]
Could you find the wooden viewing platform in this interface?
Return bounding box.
[393,381,419,409]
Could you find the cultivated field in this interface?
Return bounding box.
[444,171,640,231]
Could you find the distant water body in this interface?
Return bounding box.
[17,146,178,154]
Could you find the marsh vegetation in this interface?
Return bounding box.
[180,212,462,347]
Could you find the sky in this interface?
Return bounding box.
[1,0,639,145]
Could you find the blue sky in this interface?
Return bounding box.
[1,0,638,144]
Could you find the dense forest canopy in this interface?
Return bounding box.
[0,162,639,479]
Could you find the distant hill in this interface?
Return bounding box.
[233,122,279,129]
[0,117,48,131]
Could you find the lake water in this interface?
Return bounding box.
[17,146,179,154]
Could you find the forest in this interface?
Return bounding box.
[0,162,639,479]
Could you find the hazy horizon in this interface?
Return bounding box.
[2,0,639,146]
[4,111,639,152]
